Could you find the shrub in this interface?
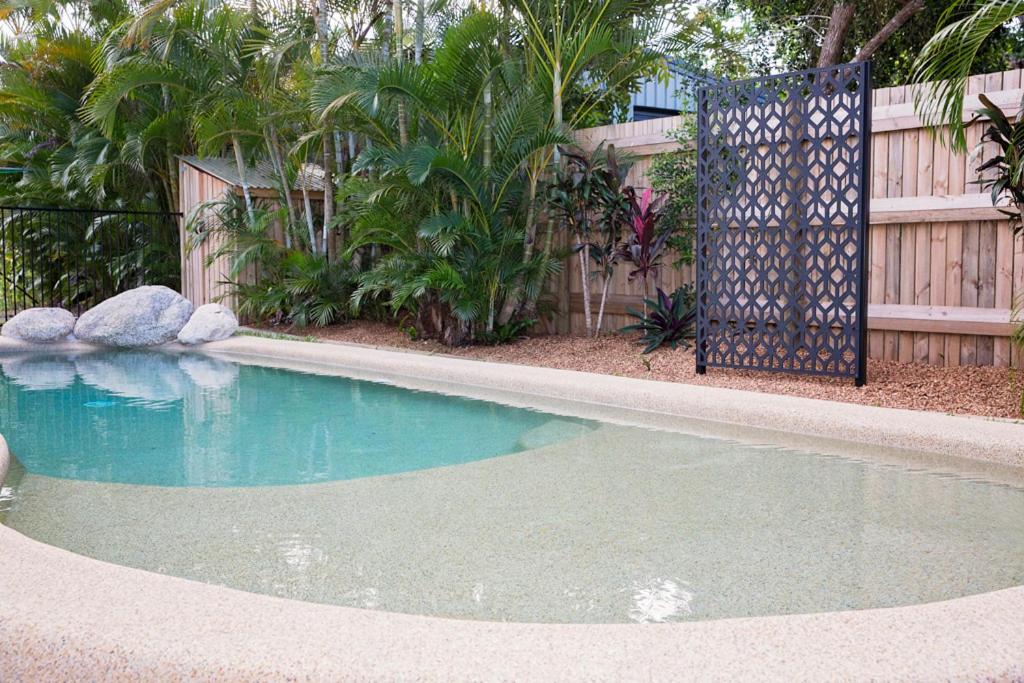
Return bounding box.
[621,284,697,354]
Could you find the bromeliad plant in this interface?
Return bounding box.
[621,284,697,354]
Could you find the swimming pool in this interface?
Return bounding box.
[1,346,1023,625]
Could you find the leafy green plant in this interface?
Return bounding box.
[548,143,633,337]
[647,123,698,267]
[234,250,354,328]
[479,318,537,345]
[974,94,1024,232]
[972,94,1024,414]
[621,284,697,354]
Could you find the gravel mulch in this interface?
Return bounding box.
[253,320,1023,420]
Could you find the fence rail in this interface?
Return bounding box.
[568,67,1024,368]
[0,206,181,320]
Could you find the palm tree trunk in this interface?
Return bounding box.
[596,269,611,334]
[577,237,592,337]
[166,152,179,215]
[393,0,409,146]
[496,157,541,326]
[322,136,333,257]
[266,126,296,248]
[231,135,256,228]
[414,0,424,65]
[300,171,318,253]
[318,0,334,258]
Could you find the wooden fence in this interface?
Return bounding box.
[565,69,1024,367]
[179,159,325,313]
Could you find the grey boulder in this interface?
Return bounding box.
[1,307,76,343]
[177,303,238,345]
[74,286,193,347]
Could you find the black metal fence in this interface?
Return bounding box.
[0,206,181,320]
[695,62,872,385]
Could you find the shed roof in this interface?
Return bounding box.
[179,156,325,192]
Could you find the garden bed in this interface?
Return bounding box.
[253,321,1023,420]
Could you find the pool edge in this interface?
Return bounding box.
[200,335,1024,467]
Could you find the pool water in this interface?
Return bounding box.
[2,349,1024,624]
[0,351,593,486]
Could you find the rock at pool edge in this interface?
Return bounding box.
[1,307,76,343]
[177,303,238,345]
[74,286,193,347]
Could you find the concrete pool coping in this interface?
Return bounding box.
[1,335,1023,680]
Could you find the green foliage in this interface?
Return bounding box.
[971,94,1024,413]
[479,317,537,345]
[316,11,570,345]
[0,208,179,311]
[728,0,1023,87]
[647,122,697,267]
[974,94,1024,232]
[547,143,633,335]
[913,1,1024,152]
[197,197,355,327]
[621,284,697,354]
[0,0,686,346]
[234,251,355,328]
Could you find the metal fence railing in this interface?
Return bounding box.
[0,206,181,321]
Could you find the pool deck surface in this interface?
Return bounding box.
[2,335,1024,681]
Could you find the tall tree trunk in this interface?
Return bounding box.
[166,152,179,216]
[266,126,296,248]
[552,59,562,163]
[231,135,256,228]
[483,81,493,171]
[577,238,592,337]
[496,164,539,326]
[318,0,335,258]
[817,1,855,67]
[322,138,333,258]
[393,0,409,146]
[300,169,318,253]
[596,268,611,334]
[414,0,424,65]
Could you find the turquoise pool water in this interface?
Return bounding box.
[0,350,593,486]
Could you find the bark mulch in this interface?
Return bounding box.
[253,320,1023,420]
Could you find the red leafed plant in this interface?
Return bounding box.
[622,187,670,313]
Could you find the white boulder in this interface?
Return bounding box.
[177,304,238,345]
[1,308,75,343]
[74,286,193,347]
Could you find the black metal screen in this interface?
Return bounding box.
[695,62,872,385]
[0,206,181,320]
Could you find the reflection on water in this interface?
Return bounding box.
[0,349,593,487]
[2,357,77,391]
[628,578,694,623]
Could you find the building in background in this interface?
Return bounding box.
[621,60,719,122]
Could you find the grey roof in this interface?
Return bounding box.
[180,156,325,192]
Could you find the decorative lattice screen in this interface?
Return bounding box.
[695,62,872,385]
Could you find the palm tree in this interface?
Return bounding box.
[495,0,667,325]
[313,10,565,343]
[912,0,1024,151]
